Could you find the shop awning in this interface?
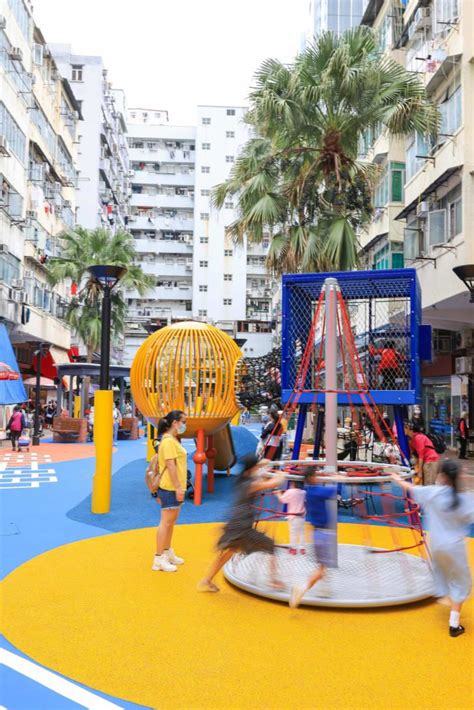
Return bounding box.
[0,325,28,404]
[32,345,71,382]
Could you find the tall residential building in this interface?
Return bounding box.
[1,0,80,369]
[359,0,474,429]
[194,105,274,357]
[51,45,131,231]
[122,108,195,365]
[307,0,368,39]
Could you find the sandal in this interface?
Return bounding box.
[197,580,220,593]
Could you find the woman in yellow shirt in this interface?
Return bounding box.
[152,410,188,572]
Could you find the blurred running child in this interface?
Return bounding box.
[276,480,306,554]
[289,470,337,608]
[198,454,285,592]
[392,459,474,637]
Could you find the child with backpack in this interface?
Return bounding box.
[392,459,474,637]
[7,406,26,452]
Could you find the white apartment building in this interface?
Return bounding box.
[1,0,79,370]
[360,0,474,430]
[122,107,195,365]
[194,105,274,357]
[51,45,131,231]
[307,0,368,39]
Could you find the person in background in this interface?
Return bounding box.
[392,459,474,637]
[260,406,284,460]
[125,401,133,416]
[458,412,469,460]
[152,410,187,572]
[408,422,440,485]
[112,401,122,442]
[369,340,402,389]
[7,406,26,451]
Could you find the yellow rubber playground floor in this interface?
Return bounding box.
[2,522,473,710]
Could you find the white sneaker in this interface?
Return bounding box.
[166,548,184,565]
[289,584,305,608]
[152,554,177,572]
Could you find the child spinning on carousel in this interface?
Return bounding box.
[289,469,338,608]
[198,454,285,592]
[392,459,474,637]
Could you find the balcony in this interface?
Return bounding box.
[130,193,194,210]
[142,261,193,277]
[246,261,267,275]
[246,310,272,322]
[129,147,194,164]
[129,214,194,232]
[155,285,193,300]
[131,169,195,187]
[133,237,193,254]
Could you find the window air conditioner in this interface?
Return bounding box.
[416,201,430,217]
[0,15,6,29]
[11,278,23,289]
[24,270,34,279]
[8,47,23,62]
[414,7,431,30]
[455,331,473,349]
[455,357,473,374]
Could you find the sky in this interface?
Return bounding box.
[33,0,308,125]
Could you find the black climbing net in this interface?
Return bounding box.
[236,348,282,410]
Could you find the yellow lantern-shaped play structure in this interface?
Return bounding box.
[131,321,242,504]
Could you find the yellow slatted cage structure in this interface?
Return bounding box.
[130,321,243,504]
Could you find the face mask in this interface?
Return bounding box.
[177,423,187,435]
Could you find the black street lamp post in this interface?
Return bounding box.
[32,342,50,446]
[87,265,127,389]
[453,265,474,303]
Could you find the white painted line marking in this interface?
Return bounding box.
[0,648,124,709]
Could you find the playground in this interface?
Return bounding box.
[1,269,473,709]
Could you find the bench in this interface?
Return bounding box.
[118,417,139,440]
[52,417,88,443]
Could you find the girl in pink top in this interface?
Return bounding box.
[276,481,306,554]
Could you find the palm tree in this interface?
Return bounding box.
[213,27,440,274]
[47,227,154,363]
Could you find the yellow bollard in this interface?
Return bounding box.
[91,390,113,514]
[74,395,81,419]
[146,423,155,462]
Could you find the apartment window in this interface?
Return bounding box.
[0,102,26,162]
[223,298,232,305]
[201,189,210,196]
[224,274,233,281]
[71,65,83,81]
[201,166,210,173]
[404,221,423,260]
[374,162,405,207]
[200,237,209,244]
[428,209,447,247]
[198,309,207,316]
[200,212,209,220]
[226,109,236,116]
[225,156,235,163]
[199,260,208,267]
[433,0,460,35]
[199,285,208,292]
[226,131,235,138]
[406,133,430,181]
[224,201,234,209]
[202,143,211,150]
[438,75,462,142]
[224,249,233,256]
[202,117,211,125]
[448,196,462,238]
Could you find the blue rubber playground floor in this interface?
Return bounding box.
[0,427,260,709]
